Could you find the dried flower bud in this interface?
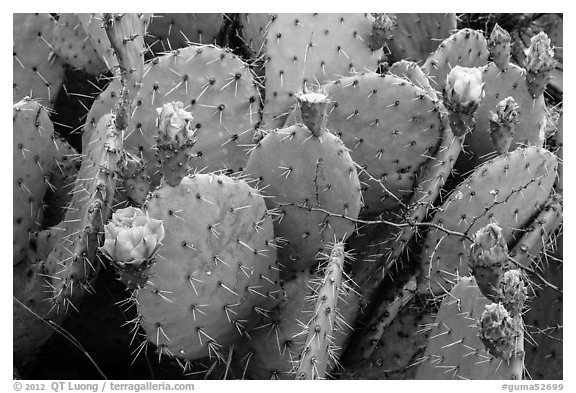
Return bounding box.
[470,223,509,301]
[499,269,528,317]
[478,303,523,361]
[101,207,165,269]
[524,32,556,74]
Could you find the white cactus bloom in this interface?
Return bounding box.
[101,207,165,268]
[156,101,194,146]
[445,65,485,107]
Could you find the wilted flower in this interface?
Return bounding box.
[524,32,555,73]
[498,269,527,317]
[101,207,165,269]
[156,101,195,146]
[478,302,522,361]
[444,65,485,111]
[469,223,509,301]
[490,97,520,126]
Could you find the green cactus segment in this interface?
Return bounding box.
[14,113,123,363]
[44,114,123,309]
[510,193,562,268]
[53,13,107,74]
[262,13,383,129]
[419,146,557,295]
[42,136,81,228]
[295,243,346,379]
[384,13,457,64]
[236,269,359,379]
[128,45,260,179]
[422,28,489,93]
[463,63,546,170]
[469,223,510,302]
[555,114,563,194]
[76,13,119,71]
[137,174,280,361]
[103,13,148,89]
[119,151,151,206]
[237,13,275,61]
[488,24,512,71]
[13,98,57,265]
[13,13,66,108]
[245,124,361,276]
[82,78,123,149]
[415,277,524,380]
[324,72,443,214]
[523,32,556,98]
[146,13,223,53]
[389,60,438,100]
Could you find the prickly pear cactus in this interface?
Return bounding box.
[13,13,66,108]
[415,277,524,380]
[14,113,123,364]
[422,28,490,93]
[262,13,384,128]
[126,45,261,180]
[244,118,361,276]
[135,174,281,362]
[324,72,443,214]
[146,13,224,53]
[382,13,457,65]
[420,146,557,295]
[53,13,107,74]
[13,98,57,265]
[460,62,548,171]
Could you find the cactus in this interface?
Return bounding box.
[380,13,457,65]
[13,98,57,265]
[14,113,123,364]
[488,23,512,71]
[146,13,224,53]
[245,93,361,277]
[422,28,490,93]
[12,13,563,381]
[52,13,107,74]
[419,146,557,295]
[13,13,66,108]
[489,96,520,154]
[443,65,485,136]
[154,102,197,186]
[523,32,556,98]
[294,243,348,379]
[262,13,384,128]
[323,72,443,215]
[415,277,524,379]
[469,223,510,302]
[134,174,281,362]
[128,45,261,181]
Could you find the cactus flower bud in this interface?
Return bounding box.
[296,91,331,136]
[445,66,485,110]
[156,101,195,146]
[155,102,197,186]
[524,32,556,98]
[101,207,165,269]
[443,66,485,136]
[478,303,523,361]
[489,24,512,70]
[524,32,556,74]
[469,223,509,302]
[489,96,520,154]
